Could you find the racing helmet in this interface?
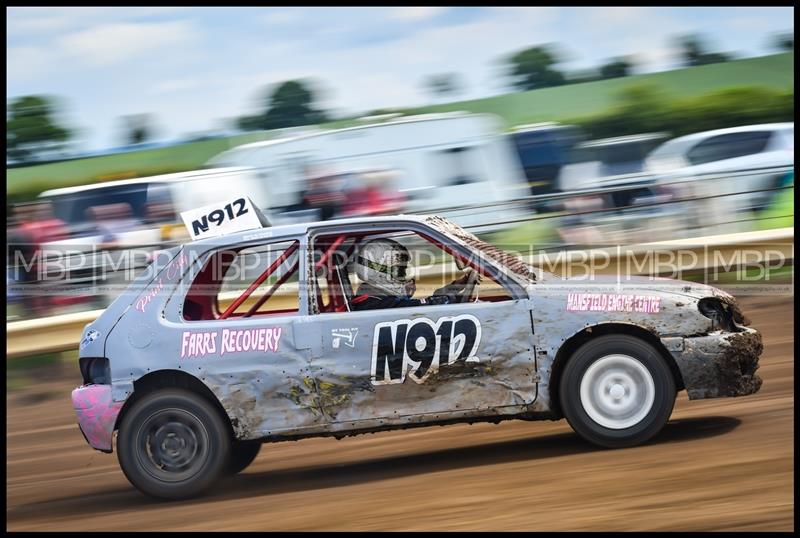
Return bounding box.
[355,238,414,296]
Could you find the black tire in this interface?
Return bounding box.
[117,388,231,500]
[227,440,262,475]
[559,335,676,448]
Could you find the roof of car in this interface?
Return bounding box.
[665,123,794,145]
[38,167,254,198]
[187,214,433,248]
[579,132,669,148]
[511,122,566,132]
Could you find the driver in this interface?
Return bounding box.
[351,238,477,311]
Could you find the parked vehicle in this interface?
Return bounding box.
[510,127,672,219]
[543,132,677,242]
[510,123,584,199]
[558,133,668,200]
[72,211,762,499]
[645,123,795,223]
[206,112,530,230]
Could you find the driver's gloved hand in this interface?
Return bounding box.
[431,285,468,304]
[423,292,460,305]
[432,282,465,298]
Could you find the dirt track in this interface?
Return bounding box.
[6,296,794,531]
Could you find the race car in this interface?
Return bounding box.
[72,209,763,500]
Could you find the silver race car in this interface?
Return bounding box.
[72,212,762,499]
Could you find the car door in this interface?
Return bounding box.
[302,224,539,432]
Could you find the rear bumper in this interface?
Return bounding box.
[666,327,763,400]
[71,384,124,453]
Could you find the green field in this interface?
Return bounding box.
[7,52,794,200]
[401,52,794,127]
[7,132,272,201]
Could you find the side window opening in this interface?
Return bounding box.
[310,228,514,315]
[436,146,484,187]
[144,183,177,225]
[183,240,300,321]
[687,132,772,166]
[734,131,771,158]
[687,135,731,166]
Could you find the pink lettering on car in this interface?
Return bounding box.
[181,331,219,359]
[183,327,283,358]
[137,254,191,313]
[567,293,661,313]
[165,252,189,280]
[135,278,164,313]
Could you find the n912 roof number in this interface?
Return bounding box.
[191,198,249,235]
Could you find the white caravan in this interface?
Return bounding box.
[206,112,531,230]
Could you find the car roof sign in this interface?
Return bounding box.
[180,196,271,241]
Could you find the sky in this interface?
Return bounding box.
[6,6,795,151]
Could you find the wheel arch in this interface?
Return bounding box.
[548,323,685,418]
[114,369,235,439]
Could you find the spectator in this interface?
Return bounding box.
[296,167,346,221]
[340,167,407,217]
[7,211,26,313]
[14,201,70,316]
[85,202,141,249]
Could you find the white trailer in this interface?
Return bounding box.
[206,112,531,230]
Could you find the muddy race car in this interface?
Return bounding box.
[72,209,763,500]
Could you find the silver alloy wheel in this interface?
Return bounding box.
[579,354,656,430]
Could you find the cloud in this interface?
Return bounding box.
[314,7,562,101]
[327,72,425,115]
[259,8,304,25]
[58,20,196,68]
[588,6,648,26]
[726,15,792,33]
[146,77,204,96]
[6,14,75,38]
[562,7,685,71]
[7,7,187,39]
[6,45,53,83]
[390,7,447,21]
[7,17,199,83]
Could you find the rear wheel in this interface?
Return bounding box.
[117,388,231,500]
[227,440,262,475]
[559,335,676,448]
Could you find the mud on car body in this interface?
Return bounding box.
[72,213,762,499]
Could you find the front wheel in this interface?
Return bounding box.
[559,335,676,448]
[117,388,231,500]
